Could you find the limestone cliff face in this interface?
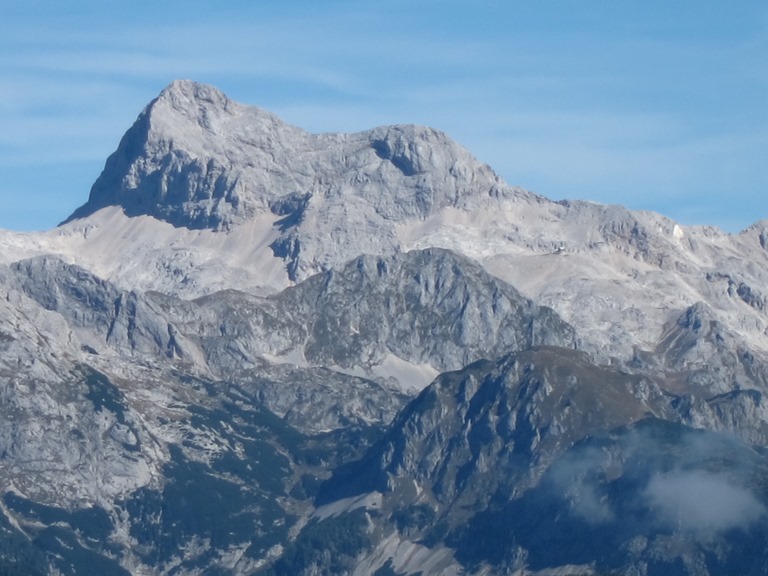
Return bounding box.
[63,80,519,284]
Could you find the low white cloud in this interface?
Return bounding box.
[644,470,766,535]
[548,446,615,525]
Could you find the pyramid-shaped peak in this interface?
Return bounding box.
[63,80,515,231]
[157,79,231,108]
[148,79,287,132]
[148,79,244,122]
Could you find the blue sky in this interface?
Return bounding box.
[1,1,766,232]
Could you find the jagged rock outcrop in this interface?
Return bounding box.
[0,267,158,510]
[656,301,768,390]
[5,247,576,432]
[10,256,197,361]
[5,256,408,434]
[139,247,578,403]
[317,348,768,576]
[323,348,654,504]
[275,249,577,371]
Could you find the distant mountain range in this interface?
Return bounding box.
[0,80,767,575]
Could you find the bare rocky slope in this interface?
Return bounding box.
[0,81,767,575]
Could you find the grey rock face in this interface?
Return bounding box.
[138,247,578,431]
[65,81,302,229]
[231,363,409,433]
[319,347,768,576]
[656,301,768,388]
[64,79,513,228]
[324,348,654,505]
[10,256,196,361]
[272,248,577,372]
[150,248,577,387]
[0,269,157,510]
[4,256,406,434]
[58,80,539,290]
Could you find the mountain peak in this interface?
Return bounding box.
[148,80,284,130]
[149,80,235,125]
[158,79,229,106]
[62,80,508,232]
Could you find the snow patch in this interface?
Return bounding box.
[352,531,462,576]
[312,491,383,521]
[371,355,439,393]
[329,355,438,394]
[260,348,308,368]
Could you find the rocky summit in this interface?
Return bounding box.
[0,80,767,576]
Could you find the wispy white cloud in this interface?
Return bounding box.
[644,470,766,535]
